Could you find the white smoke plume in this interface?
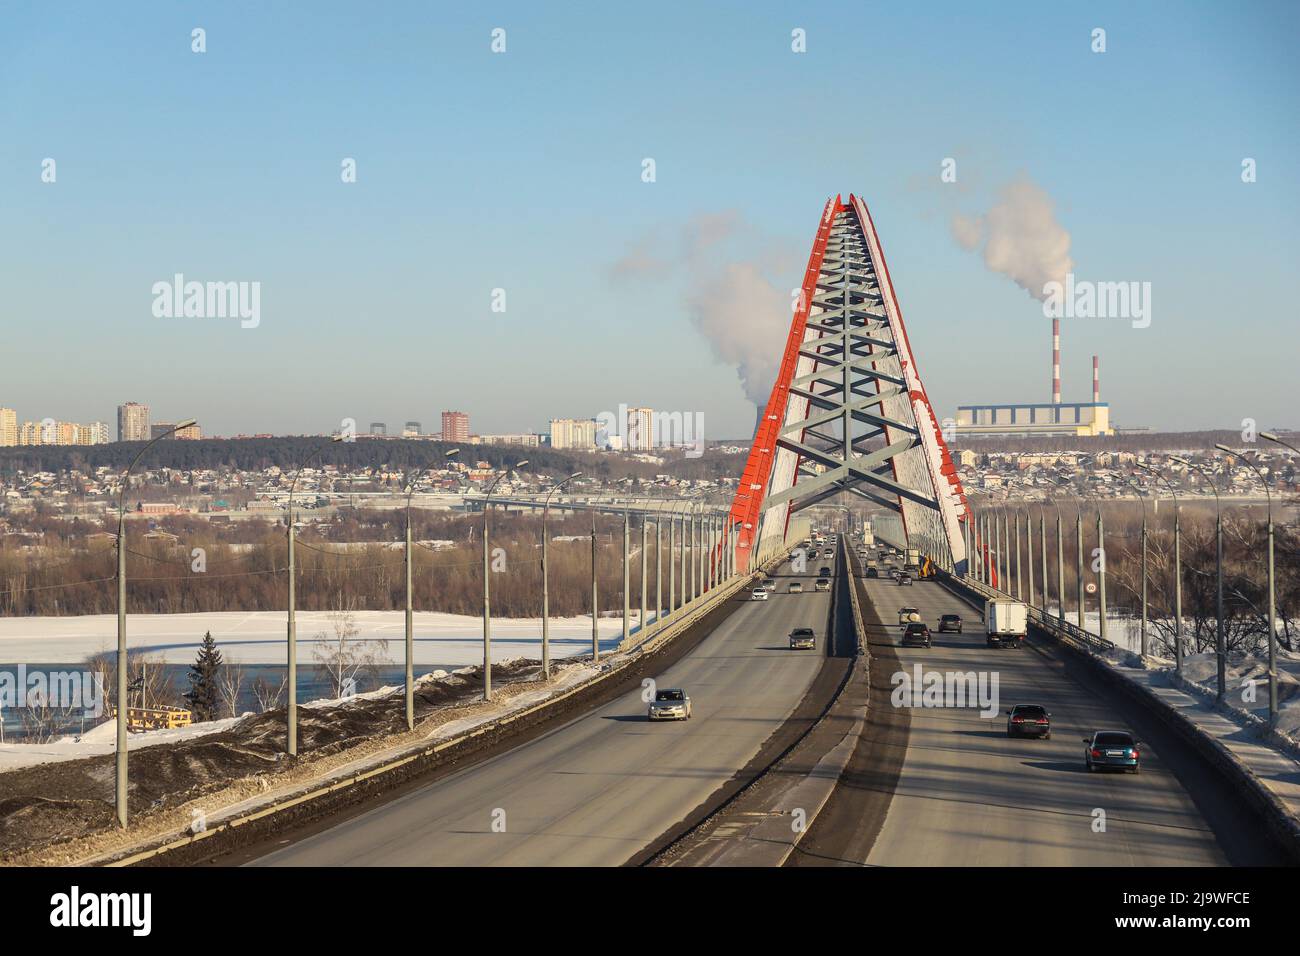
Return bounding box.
[607,212,793,405]
[684,261,788,405]
[951,176,1073,301]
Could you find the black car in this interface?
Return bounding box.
[901,622,931,647]
[789,627,816,650]
[865,567,879,578]
[938,614,962,633]
[818,566,831,577]
[1084,731,1141,773]
[1006,704,1051,738]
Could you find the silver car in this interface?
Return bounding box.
[648,688,692,721]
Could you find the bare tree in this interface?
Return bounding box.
[311,599,389,698]
[217,661,246,718]
[251,675,287,713]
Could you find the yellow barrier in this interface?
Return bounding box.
[107,705,193,732]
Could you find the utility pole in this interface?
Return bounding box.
[655,517,662,631]
[1056,509,1065,625]
[591,509,599,662]
[1219,446,1276,723]
[1075,504,1085,631]
[668,513,676,615]
[622,507,631,644]
[117,419,198,827]
[640,514,648,636]
[483,459,528,702]
[1025,511,1034,607]
[1097,507,1108,643]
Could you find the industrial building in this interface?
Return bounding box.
[953,321,1115,437]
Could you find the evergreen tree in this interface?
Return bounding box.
[185,631,223,721]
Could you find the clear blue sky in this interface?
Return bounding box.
[2,1,1296,438]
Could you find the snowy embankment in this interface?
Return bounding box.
[0,609,632,666]
[0,659,588,773]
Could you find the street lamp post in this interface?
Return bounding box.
[403,447,461,727]
[1024,509,1034,607]
[1173,456,1224,701]
[286,433,343,760]
[590,507,599,662]
[622,505,631,644]
[115,418,197,827]
[1038,505,1048,614]
[1097,504,1108,644]
[541,471,582,681]
[1056,479,1086,630]
[640,513,649,636]
[1123,475,1149,660]
[1014,511,1023,599]
[1217,444,1276,724]
[655,512,663,631]
[483,459,529,702]
[1137,462,1182,673]
[1055,503,1065,625]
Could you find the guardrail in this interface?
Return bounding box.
[935,568,1116,656]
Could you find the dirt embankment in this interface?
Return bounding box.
[0,660,543,862]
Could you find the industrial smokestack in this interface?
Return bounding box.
[1092,355,1100,403]
[1052,318,1061,404]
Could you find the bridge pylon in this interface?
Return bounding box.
[728,194,971,574]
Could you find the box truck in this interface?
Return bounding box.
[985,600,1028,648]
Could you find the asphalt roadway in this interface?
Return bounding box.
[791,550,1285,866]
[251,554,832,866]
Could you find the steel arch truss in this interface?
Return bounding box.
[729,195,969,573]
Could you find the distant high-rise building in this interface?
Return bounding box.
[442,410,470,443]
[626,406,654,450]
[550,418,597,450]
[77,422,111,445]
[117,402,150,442]
[0,408,16,447]
[403,421,422,437]
[18,418,111,445]
[370,422,387,436]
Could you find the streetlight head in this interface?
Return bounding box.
[445,448,461,459]
[329,434,344,443]
[1169,455,1188,465]
[1213,443,1234,455]
[568,471,583,480]
[1260,431,1278,442]
[176,418,197,430]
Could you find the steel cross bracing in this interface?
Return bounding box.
[730,194,969,573]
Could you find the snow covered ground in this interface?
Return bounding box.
[0,609,638,667]
[0,711,249,771]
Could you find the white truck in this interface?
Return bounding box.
[904,547,921,570]
[985,599,1028,648]
[861,526,875,548]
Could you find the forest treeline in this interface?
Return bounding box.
[1,509,712,618]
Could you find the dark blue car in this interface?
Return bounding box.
[1084,731,1141,773]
